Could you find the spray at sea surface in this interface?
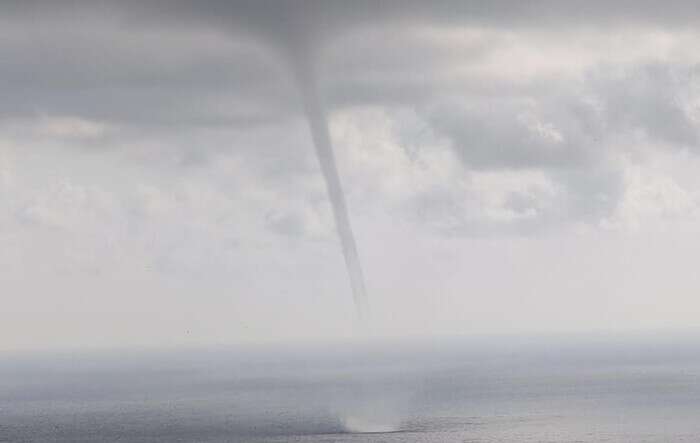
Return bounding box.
[291,50,378,433]
[5,335,700,442]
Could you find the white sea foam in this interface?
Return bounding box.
[341,415,401,434]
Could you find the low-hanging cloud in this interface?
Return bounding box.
[5,1,700,347]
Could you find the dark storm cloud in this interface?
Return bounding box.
[0,17,296,127]
[589,63,700,149]
[3,1,700,130]
[424,98,598,170]
[47,0,700,36]
[7,1,700,349]
[4,0,700,234]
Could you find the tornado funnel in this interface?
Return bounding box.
[294,61,370,321]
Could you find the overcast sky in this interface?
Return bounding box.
[4,1,700,351]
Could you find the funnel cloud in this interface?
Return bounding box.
[6,1,700,349]
[296,62,370,320]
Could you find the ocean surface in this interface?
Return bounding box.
[2,334,700,442]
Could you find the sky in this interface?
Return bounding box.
[4,1,700,351]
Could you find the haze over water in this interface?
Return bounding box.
[7,2,700,442]
[4,334,700,442]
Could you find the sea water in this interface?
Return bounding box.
[2,334,700,442]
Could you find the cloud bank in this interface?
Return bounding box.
[4,1,700,349]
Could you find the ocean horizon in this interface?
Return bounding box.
[3,333,700,442]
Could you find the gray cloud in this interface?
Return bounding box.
[589,63,700,149]
[0,18,295,127]
[3,2,700,238]
[4,1,700,125]
[6,0,700,348]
